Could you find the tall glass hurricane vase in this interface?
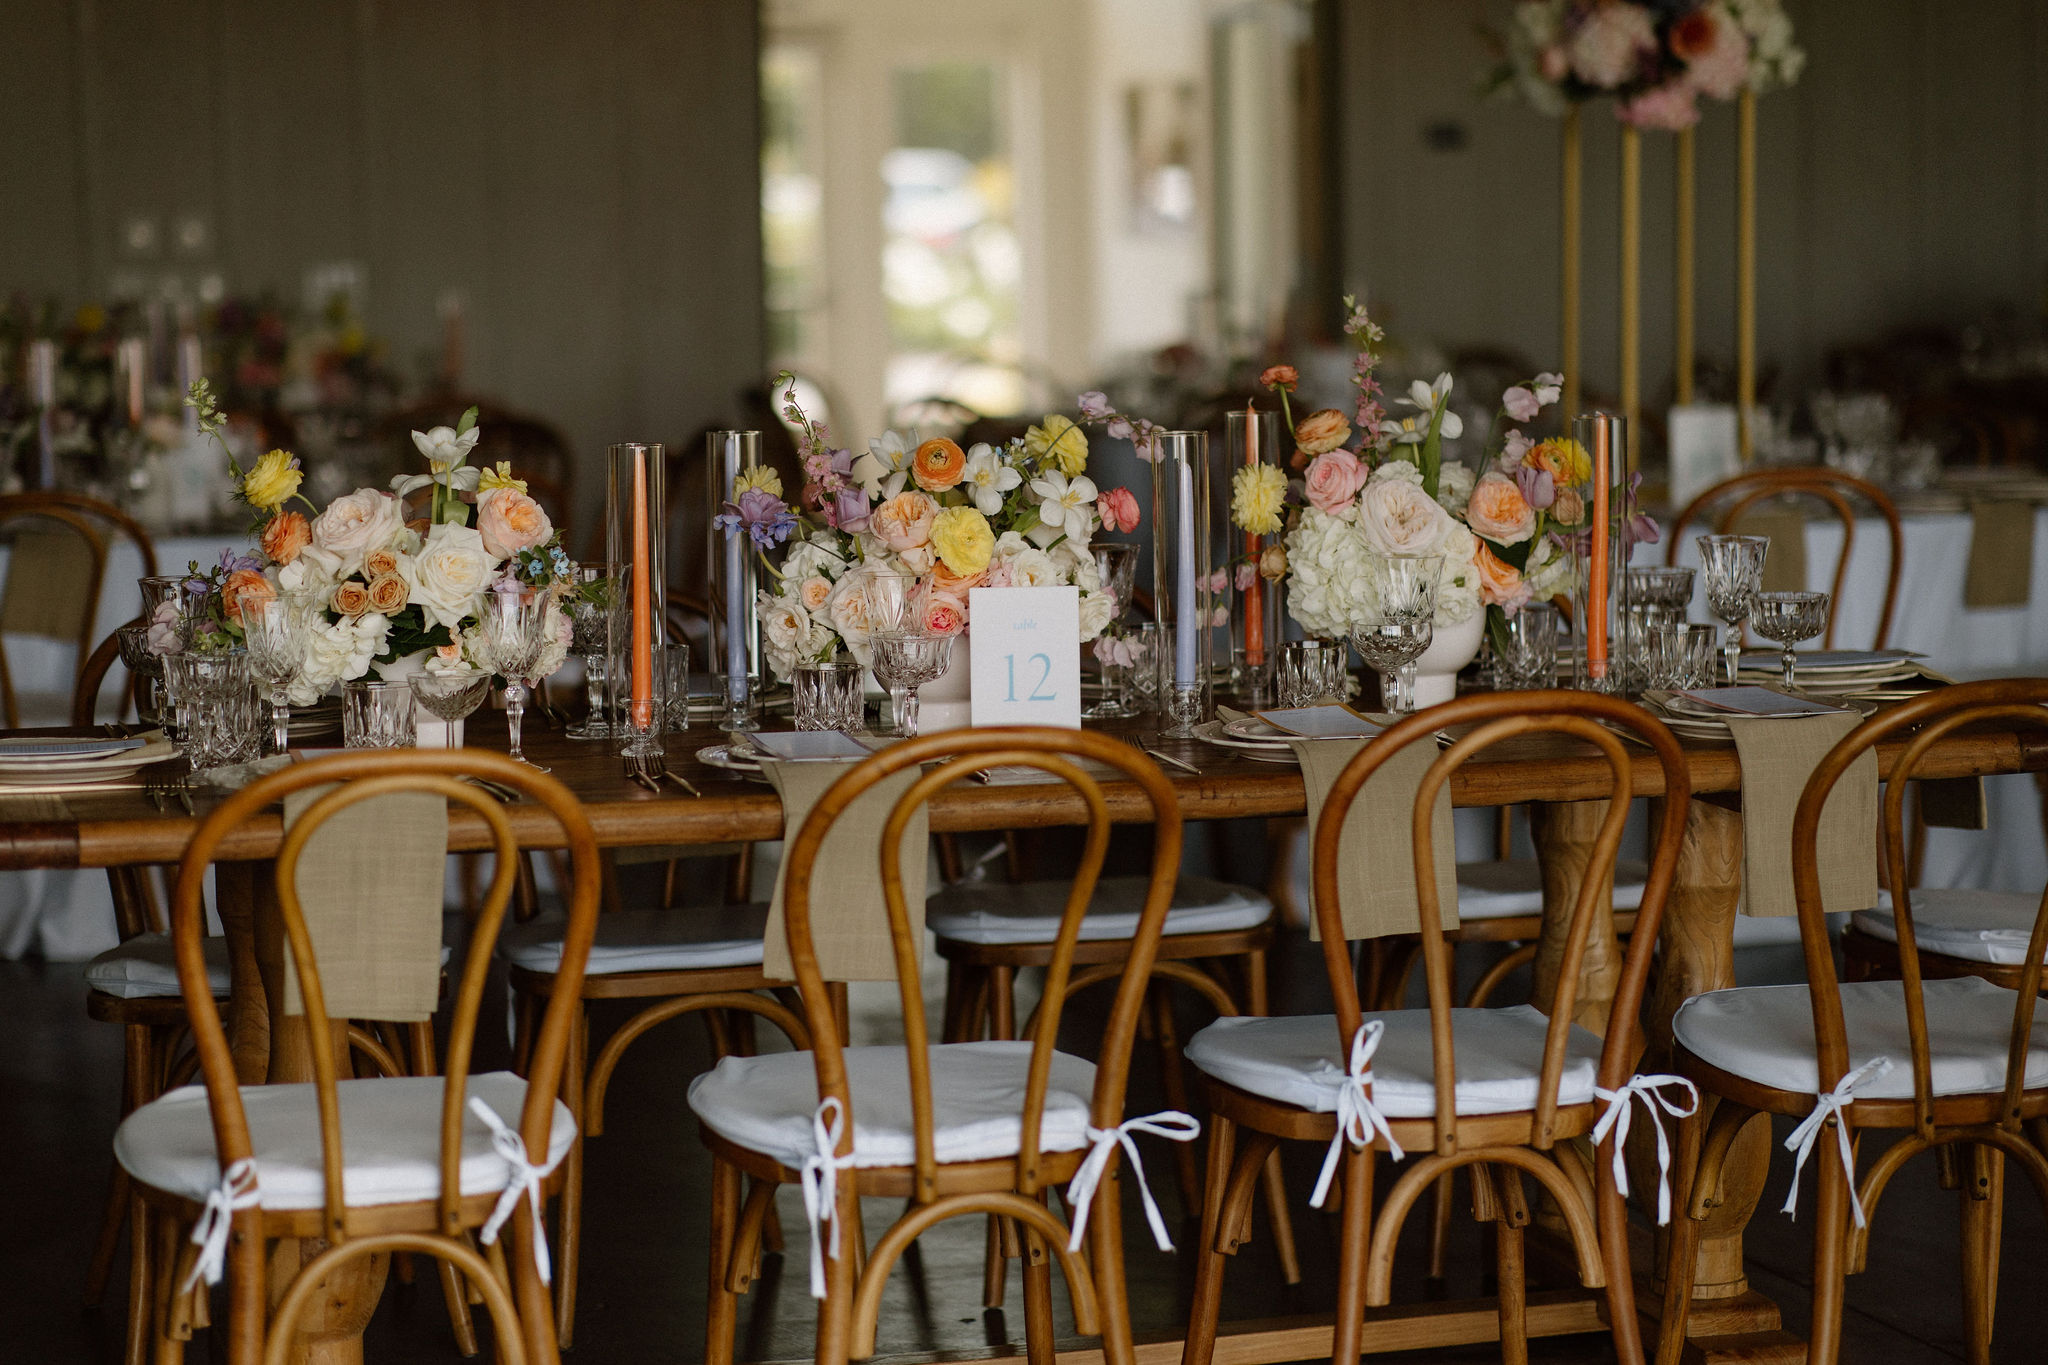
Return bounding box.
[1568,412,1634,693]
[1222,407,1282,706]
[606,442,669,759]
[1150,431,1212,737]
[707,430,763,730]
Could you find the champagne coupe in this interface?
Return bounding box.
[1750,591,1830,690]
[242,593,313,755]
[411,668,496,728]
[479,589,551,770]
[1351,555,1441,714]
[1697,535,1768,685]
[564,563,616,740]
[869,630,956,738]
[1084,543,1140,719]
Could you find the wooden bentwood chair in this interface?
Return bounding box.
[1657,681,2048,1365]
[110,750,600,1365]
[1180,692,1695,1365]
[687,729,1200,1365]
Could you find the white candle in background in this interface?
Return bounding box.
[1175,448,1197,686]
[27,340,57,489]
[722,436,748,705]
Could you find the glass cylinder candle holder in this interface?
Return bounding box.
[1151,431,1213,737]
[605,442,670,758]
[1568,412,1633,694]
[707,430,764,731]
[1222,407,1282,707]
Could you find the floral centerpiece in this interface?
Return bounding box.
[1258,296,1653,665]
[1486,0,1804,129]
[741,374,1139,682]
[149,384,578,704]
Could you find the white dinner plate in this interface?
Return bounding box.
[1735,648,1919,673]
[1193,721,1296,755]
[694,744,764,775]
[0,741,179,786]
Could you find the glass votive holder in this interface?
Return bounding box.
[663,642,692,731]
[792,659,864,732]
[342,679,414,749]
[1278,639,1344,708]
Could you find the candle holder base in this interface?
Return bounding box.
[1163,685,1205,739]
[720,679,760,732]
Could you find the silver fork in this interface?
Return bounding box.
[1119,731,1200,776]
[624,752,661,793]
[641,750,700,797]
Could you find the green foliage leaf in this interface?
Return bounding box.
[456,405,479,437]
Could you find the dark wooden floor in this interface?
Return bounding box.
[6,927,2046,1364]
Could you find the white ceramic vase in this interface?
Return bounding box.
[373,648,464,748]
[1410,610,1485,710]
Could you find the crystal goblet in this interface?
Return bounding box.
[242,593,315,755]
[478,590,551,770]
[564,562,616,740]
[1750,591,1830,690]
[869,630,956,738]
[1697,535,1769,685]
[411,668,495,726]
[1352,554,1441,713]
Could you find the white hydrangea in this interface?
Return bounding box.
[1433,523,1482,627]
[783,531,851,583]
[531,606,572,680]
[1523,535,1574,602]
[1435,461,1475,518]
[1284,507,1380,638]
[292,613,390,705]
[1371,459,1424,488]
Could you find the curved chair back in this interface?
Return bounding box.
[780,727,1183,1202]
[0,491,157,726]
[1792,679,2048,1134]
[72,616,145,727]
[1664,467,1902,648]
[1312,691,1691,1153]
[168,751,601,1283]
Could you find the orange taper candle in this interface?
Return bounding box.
[1586,418,1612,680]
[629,445,653,726]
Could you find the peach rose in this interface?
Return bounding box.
[930,559,988,596]
[1474,543,1531,611]
[1294,408,1352,457]
[364,547,401,579]
[871,491,939,553]
[922,589,968,636]
[330,580,371,616]
[366,572,410,614]
[260,511,310,566]
[1304,448,1367,516]
[475,486,554,559]
[1551,486,1586,526]
[911,437,967,492]
[222,569,275,623]
[797,575,834,612]
[1466,473,1537,545]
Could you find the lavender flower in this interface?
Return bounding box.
[713,488,799,548]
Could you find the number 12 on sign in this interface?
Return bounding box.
[1005,652,1057,703]
[969,586,1081,728]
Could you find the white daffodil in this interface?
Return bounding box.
[961,442,1021,515]
[1393,373,1463,440]
[850,429,915,499]
[393,414,485,506]
[1029,469,1097,542]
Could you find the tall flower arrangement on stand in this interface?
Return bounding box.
[742,374,1140,682]
[149,386,580,701]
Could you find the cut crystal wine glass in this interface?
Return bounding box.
[1697,535,1769,685]
[869,630,956,738]
[1750,590,1830,690]
[564,562,615,740]
[242,593,313,755]
[1351,554,1440,713]
[479,590,550,770]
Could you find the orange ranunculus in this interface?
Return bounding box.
[259,511,310,566]
[1294,408,1352,457]
[330,580,371,617]
[1474,543,1531,611]
[1259,364,1299,392]
[222,569,276,623]
[911,437,967,492]
[1529,437,1591,487]
[1466,473,1537,546]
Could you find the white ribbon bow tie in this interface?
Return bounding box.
[468,1097,556,1284]
[1590,1074,1701,1226]
[1782,1055,1893,1228]
[1064,1111,1201,1253]
[183,1159,260,1294]
[1312,1020,1405,1209]
[800,1097,859,1300]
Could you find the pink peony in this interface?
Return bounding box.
[1568,2,1656,88]
[1618,79,1702,131]
[1097,485,1140,534]
[1304,448,1368,516]
[1678,4,1751,100]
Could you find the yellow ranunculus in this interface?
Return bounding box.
[734,464,784,498]
[1231,463,1286,535]
[477,461,527,494]
[242,449,303,511]
[1025,414,1089,476]
[929,505,995,576]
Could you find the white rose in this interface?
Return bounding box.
[759,594,812,681]
[1371,460,1424,487]
[1051,542,1101,591]
[303,488,406,579]
[1435,461,1475,517]
[784,533,849,583]
[1009,548,1060,588]
[1078,590,1114,642]
[1358,475,1454,559]
[402,522,499,630]
[825,570,883,664]
[991,531,1032,562]
[1524,536,1573,601]
[532,606,572,679]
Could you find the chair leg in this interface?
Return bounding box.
[1655,1101,1708,1365]
[1426,1169,1454,1281]
[552,1005,588,1349]
[1087,1161,1138,1365]
[150,1211,185,1365]
[1020,1213,1056,1365]
[123,1191,152,1365]
[1330,1145,1375,1365]
[981,966,1017,1309]
[436,1246,481,1357]
[1960,1142,2005,1365]
[706,1156,742,1365]
[1146,985,1200,1207]
[84,1163,130,1305]
[1180,1113,1237,1365]
[1491,1165,1530,1365]
[1806,1120,1854,1365]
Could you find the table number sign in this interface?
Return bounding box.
[969,586,1081,728]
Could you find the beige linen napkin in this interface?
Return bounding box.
[279,787,449,1021]
[760,757,929,982]
[1288,735,1458,940]
[1723,711,1877,917]
[0,529,99,640]
[1732,507,1808,594]
[1964,499,2034,608]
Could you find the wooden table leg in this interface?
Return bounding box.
[1529,800,1621,1032]
[212,862,271,1086]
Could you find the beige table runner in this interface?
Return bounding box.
[279,787,448,1021]
[1723,711,1877,918]
[1731,508,1808,594]
[760,758,929,982]
[1288,735,1457,941]
[0,529,99,640]
[1964,499,2035,608]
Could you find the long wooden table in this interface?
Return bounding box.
[10,711,2047,1365]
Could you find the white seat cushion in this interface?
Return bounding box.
[1851,888,2046,966]
[1672,977,2048,1098]
[1183,1007,1604,1117]
[500,903,769,974]
[1455,858,1647,920]
[85,933,232,1000]
[927,875,1271,946]
[687,1041,1097,1170]
[114,1071,575,1210]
